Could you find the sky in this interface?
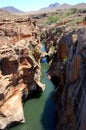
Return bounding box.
[0,0,86,11]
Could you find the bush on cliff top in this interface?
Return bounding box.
[46,15,58,25]
[67,8,78,16]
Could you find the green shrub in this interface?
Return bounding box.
[69,17,84,25]
[67,8,78,16]
[46,15,58,25]
[75,17,84,23]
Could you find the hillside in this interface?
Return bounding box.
[1,3,86,14]
[39,2,86,11]
[57,3,72,9]
[73,3,86,8]
[0,9,16,20]
[1,6,24,13]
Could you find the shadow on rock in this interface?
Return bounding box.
[41,91,56,130]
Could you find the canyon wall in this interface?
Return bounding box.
[0,17,45,129]
[42,23,86,130]
[55,30,86,130]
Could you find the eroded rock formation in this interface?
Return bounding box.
[54,29,86,130]
[0,17,45,129]
[42,24,86,130]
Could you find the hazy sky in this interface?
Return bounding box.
[0,0,85,11]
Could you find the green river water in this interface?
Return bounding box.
[9,63,56,130]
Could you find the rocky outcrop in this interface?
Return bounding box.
[41,24,86,130]
[0,17,45,129]
[33,10,86,130]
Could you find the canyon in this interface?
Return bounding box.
[41,14,86,130]
[0,7,86,130]
[0,16,45,129]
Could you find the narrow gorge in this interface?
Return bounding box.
[41,18,86,130]
[0,7,86,130]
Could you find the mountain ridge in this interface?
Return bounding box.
[39,2,86,11]
[48,2,60,8]
[1,6,24,13]
[39,2,60,11]
[1,3,86,14]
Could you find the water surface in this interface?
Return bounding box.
[9,63,56,130]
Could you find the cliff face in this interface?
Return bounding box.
[41,23,86,130]
[0,17,45,129]
[55,30,86,130]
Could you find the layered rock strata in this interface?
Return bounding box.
[0,18,45,129]
[41,24,86,130]
[55,29,86,130]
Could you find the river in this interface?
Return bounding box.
[9,63,56,130]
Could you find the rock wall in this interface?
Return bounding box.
[55,29,86,130]
[42,24,86,130]
[0,17,45,129]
